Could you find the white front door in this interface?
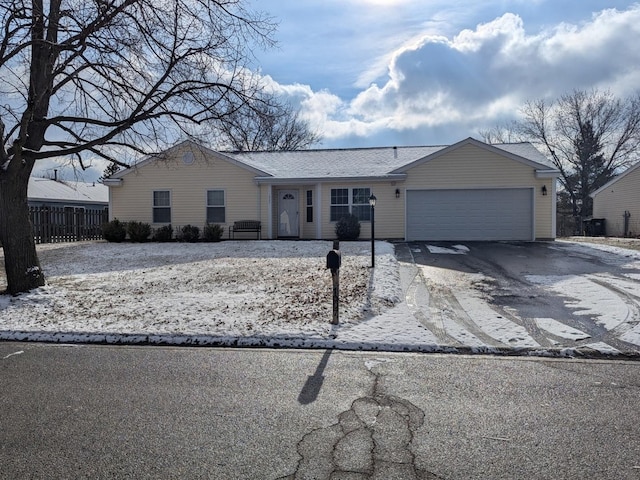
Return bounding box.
[278,190,299,237]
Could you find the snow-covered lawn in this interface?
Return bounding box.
[1,238,639,357]
[0,241,406,345]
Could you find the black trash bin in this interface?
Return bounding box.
[586,218,606,236]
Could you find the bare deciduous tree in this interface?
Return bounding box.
[483,89,640,222]
[215,93,321,151]
[0,0,276,293]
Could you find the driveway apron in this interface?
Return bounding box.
[394,241,640,357]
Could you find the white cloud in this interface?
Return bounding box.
[269,4,640,146]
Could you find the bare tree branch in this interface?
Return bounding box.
[0,0,278,293]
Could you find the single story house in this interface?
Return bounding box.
[28,177,109,210]
[591,161,640,237]
[104,137,559,241]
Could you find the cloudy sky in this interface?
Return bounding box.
[247,0,640,149]
[38,0,640,181]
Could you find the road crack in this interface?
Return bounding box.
[279,361,443,479]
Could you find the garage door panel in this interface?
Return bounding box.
[406,188,533,241]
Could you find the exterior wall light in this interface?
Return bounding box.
[542,185,548,196]
[395,188,400,199]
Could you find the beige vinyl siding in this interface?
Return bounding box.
[319,182,404,240]
[109,146,260,230]
[403,144,554,240]
[593,166,640,236]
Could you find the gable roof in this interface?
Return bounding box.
[28,177,109,205]
[106,140,270,182]
[227,137,557,181]
[107,137,559,184]
[590,161,640,198]
[390,137,555,174]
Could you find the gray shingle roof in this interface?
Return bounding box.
[110,137,558,184]
[223,139,556,179]
[225,145,446,179]
[28,177,109,204]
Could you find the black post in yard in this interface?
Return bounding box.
[331,269,339,325]
[327,240,341,325]
[369,194,377,268]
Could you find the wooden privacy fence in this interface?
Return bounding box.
[29,206,109,244]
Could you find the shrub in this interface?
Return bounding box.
[127,221,151,242]
[203,223,224,242]
[178,224,200,242]
[102,219,127,242]
[153,224,174,242]
[335,214,361,241]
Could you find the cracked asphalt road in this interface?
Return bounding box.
[395,241,640,356]
[280,357,429,479]
[2,343,639,479]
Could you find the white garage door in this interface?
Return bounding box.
[406,188,534,241]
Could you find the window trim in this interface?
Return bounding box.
[152,189,171,224]
[330,187,371,222]
[206,189,226,224]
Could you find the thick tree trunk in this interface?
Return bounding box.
[0,173,45,294]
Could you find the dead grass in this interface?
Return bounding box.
[562,236,640,252]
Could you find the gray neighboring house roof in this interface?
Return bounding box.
[28,177,109,206]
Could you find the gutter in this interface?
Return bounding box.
[254,174,408,185]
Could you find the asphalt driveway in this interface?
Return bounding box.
[395,240,640,357]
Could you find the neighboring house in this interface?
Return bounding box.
[28,177,109,210]
[591,161,640,237]
[104,137,559,241]
[28,177,109,243]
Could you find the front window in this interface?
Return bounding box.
[153,190,171,223]
[306,190,313,223]
[206,190,225,223]
[351,188,371,221]
[330,187,371,221]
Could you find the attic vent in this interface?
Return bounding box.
[182,152,195,165]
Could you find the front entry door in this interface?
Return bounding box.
[278,190,299,237]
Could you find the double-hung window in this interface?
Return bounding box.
[330,187,371,222]
[152,190,171,223]
[306,190,313,223]
[206,190,225,223]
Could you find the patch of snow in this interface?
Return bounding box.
[442,316,487,348]
[582,342,621,356]
[453,292,539,348]
[426,245,469,255]
[534,318,591,341]
[555,240,640,268]
[527,275,632,331]
[620,323,640,347]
